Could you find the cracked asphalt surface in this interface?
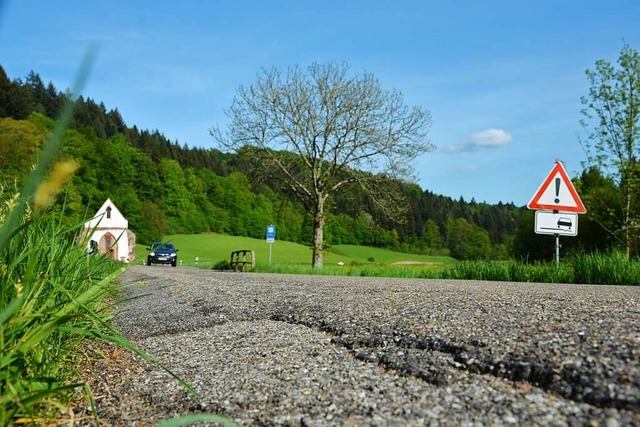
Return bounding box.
[97,265,640,426]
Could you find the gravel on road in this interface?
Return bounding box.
[86,266,639,426]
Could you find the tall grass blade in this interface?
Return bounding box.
[0,46,96,253]
[154,414,240,427]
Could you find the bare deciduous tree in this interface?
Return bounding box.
[212,62,433,268]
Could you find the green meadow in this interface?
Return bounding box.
[136,233,458,269]
[134,233,640,286]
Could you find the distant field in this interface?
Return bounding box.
[332,244,457,265]
[135,233,456,268]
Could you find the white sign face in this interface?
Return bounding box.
[535,211,578,236]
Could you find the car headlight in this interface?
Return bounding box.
[150,252,155,256]
[170,253,177,257]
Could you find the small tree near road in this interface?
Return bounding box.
[581,44,640,258]
[212,62,433,268]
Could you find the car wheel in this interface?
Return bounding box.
[147,257,152,266]
[171,261,177,267]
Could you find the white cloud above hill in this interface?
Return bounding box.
[440,128,513,153]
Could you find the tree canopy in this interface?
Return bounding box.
[581,43,640,258]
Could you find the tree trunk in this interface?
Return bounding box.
[624,173,635,260]
[626,179,632,259]
[311,198,325,269]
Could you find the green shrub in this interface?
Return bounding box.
[212,259,231,271]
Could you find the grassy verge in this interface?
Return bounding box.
[571,251,640,285]
[165,231,639,285]
[251,262,444,278]
[0,52,121,423]
[250,254,640,285]
[0,209,237,427]
[439,260,574,283]
[0,205,125,423]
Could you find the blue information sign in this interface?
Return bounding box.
[266,224,276,243]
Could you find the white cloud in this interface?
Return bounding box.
[470,128,513,147]
[438,128,513,153]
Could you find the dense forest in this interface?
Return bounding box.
[0,65,618,261]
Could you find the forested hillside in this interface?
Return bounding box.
[1,65,533,260]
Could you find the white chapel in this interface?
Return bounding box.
[84,199,136,262]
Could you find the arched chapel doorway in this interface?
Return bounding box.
[99,232,118,260]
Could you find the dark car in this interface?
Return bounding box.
[147,242,178,267]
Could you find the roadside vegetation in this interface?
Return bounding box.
[0,196,125,423]
[0,66,128,422]
[158,233,639,285]
[251,252,640,285]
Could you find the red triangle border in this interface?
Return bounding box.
[527,162,586,213]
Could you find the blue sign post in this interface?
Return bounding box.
[266,225,276,264]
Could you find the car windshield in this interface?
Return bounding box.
[152,243,175,251]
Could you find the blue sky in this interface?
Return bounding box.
[1,1,639,205]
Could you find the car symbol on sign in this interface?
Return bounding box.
[557,217,572,230]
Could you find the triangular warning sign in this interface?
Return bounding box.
[527,162,586,213]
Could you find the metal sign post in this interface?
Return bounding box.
[266,224,276,264]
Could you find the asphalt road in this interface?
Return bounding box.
[98,266,640,426]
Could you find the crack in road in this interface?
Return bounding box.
[269,310,639,412]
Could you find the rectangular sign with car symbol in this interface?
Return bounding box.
[534,211,578,236]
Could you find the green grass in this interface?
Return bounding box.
[149,233,640,286]
[140,233,457,269]
[0,209,125,423]
[0,53,136,421]
[254,256,640,285]
[331,244,457,265]
[160,232,639,286]
[572,251,640,285]
[253,262,445,278]
[0,53,124,423]
[439,260,574,283]
[439,254,640,285]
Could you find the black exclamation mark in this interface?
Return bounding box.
[554,178,560,204]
